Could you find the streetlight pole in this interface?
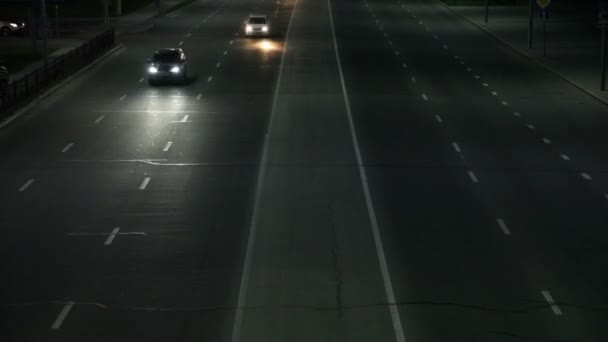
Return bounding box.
[485,0,489,24]
[601,24,607,91]
[40,0,48,65]
[528,0,534,48]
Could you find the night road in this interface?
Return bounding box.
[1,0,608,341]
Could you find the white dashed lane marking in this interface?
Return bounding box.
[197,93,202,100]
[526,124,535,130]
[51,302,74,330]
[501,101,509,106]
[163,141,173,152]
[139,177,151,190]
[468,171,479,183]
[216,62,221,68]
[181,114,189,122]
[61,143,74,153]
[452,142,462,153]
[19,179,35,192]
[435,115,443,123]
[94,115,104,124]
[560,154,570,161]
[179,41,184,46]
[496,218,511,235]
[513,112,521,117]
[491,91,498,96]
[104,227,120,245]
[138,78,144,83]
[411,77,416,83]
[402,63,407,68]
[541,290,563,316]
[542,138,551,144]
[422,94,429,101]
[208,76,213,82]
[119,95,127,101]
[581,173,592,180]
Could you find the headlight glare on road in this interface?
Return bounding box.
[262,26,268,32]
[10,23,18,28]
[246,25,252,33]
[171,66,181,73]
[148,66,158,74]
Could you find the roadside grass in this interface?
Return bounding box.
[441,0,526,5]
[0,48,58,74]
[0,0,153,19]
[157,0,198,17]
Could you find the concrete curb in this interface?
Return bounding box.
[437,1,608,107]
[156,0,200,18]
[0,43,125,130]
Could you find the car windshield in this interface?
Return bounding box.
[249,17,266,24]
[153,52,180,63]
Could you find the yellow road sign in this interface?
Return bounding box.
[537,0,551,9]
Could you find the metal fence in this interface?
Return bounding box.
[0,28,115,116]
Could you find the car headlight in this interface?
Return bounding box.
[170,66,181,73]
[246,25,252,32]
[148,66,158,74]
[10,23,18,28]
[262,26,268,32]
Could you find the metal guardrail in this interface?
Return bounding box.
[0,28,115,116]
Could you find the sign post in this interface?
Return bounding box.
[528,0,534,48]
[536,0,551,56]
[600,10,608,90]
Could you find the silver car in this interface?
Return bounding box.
[0,20,26,36]
[245,15,271,37]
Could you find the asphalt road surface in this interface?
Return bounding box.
[1,0,608,341]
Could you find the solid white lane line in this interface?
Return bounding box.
[496,218,511,235]
[435,115,443,123]
[527,124,535,130]
[560,154,570,161]
[138,77,144,82]
[119,95,127,101]
[452,142,462,153]
[422,93,429,101]
[163,141,173,152]
[208,76,213,82]
[329,1,407,341]
[216,62,221,67]
[231,2,298,341]
[51,302,74,329]
[542,138,551,144]
[139,177,151,190]
[581,173,592,180]
[104,227,120,245]
[541,290,563,315]
[94,115,104,124]
[61,143,74,153]
[197,93,202,100]
[468,171,479,183]
[19,179,35,192]
[181,114,189,122]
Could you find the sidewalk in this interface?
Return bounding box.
[1,0,191,81]
[444,3,608,104]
